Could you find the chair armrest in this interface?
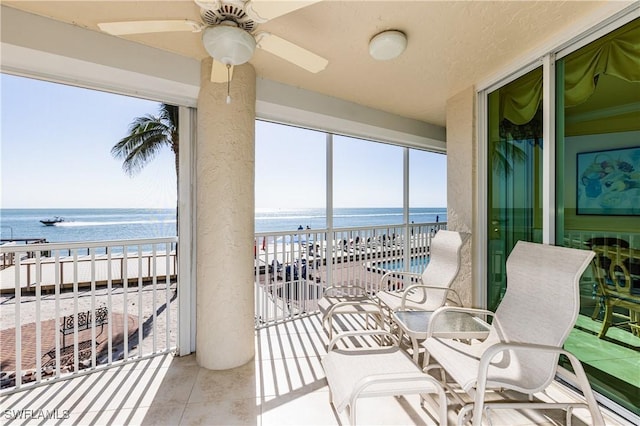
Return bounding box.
[480,341,567,364]
[472,342,605,426]
[476,342,588,393]
[327,330,398,351]
[426,306,495,337]
[399,285,463,309]
[378,271,423,291]
[352,372,443,401]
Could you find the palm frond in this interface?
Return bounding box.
[491,139,528,176]
[112,103,178,177]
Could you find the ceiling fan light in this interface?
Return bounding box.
[369,30,407,61]
[202,25,256,65]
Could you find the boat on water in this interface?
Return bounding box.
[40,216,64,226]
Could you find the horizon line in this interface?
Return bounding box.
[2,206,448,210]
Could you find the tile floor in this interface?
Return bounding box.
[0,314,633,425]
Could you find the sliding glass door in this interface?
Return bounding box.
[486,67,543,311]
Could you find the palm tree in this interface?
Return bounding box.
[112,103,179,233]
[111,103,179,183]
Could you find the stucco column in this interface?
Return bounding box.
[446,87,475,307]
[196,58,256,369]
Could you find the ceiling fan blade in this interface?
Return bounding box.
[98,20,201,35]
[210,60,234,83]
[256,33,328,73]
[246,0,322,22]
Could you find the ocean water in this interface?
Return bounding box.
[0,208,177,243]
[0,207,446,243]
[255,207,446,233]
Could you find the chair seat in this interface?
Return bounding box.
[423,336,517,393]
[377,290,436,312]
[322,345,441,413]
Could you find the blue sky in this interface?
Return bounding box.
[2,73,446,209]
[1,74,176,208]
[255,122,447,208]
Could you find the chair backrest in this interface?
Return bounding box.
[490,241,595,392]
[418,230,469,309]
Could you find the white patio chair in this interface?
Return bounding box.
[423,241,604,425]
[377,230,469,320]
[319,230,468,342]
[322,330,448,425]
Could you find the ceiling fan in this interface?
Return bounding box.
[97,0,328,83]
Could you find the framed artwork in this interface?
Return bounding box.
[577,146,640,215]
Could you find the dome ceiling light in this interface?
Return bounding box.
[202,22,257,66]
[369,30,407,61]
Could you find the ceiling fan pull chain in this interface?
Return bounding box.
[226,64,231,104]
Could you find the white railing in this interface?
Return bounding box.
[254,222,446,327]
[0,237,178,393]
[1,223,448,390]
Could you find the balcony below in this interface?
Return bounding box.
[0,313,630,425]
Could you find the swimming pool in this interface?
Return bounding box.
[367,256,430,275]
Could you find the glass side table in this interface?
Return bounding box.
[392,310,490,363]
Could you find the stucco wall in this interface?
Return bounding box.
[445,86,476,307]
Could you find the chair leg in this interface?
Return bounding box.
[425,381,449,426]
[598,301,613,338]
[590,281,604,320]
[590,296,602,320]
[374,313,385,331]
[327,315,334,341]
[366,312,379,331]
[411,336,420,364]
[630,310,640,337]
[564,351,606,425]
[373,314,389,345]
[457,404,473,426]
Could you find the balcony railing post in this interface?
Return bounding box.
[26,260,31,291]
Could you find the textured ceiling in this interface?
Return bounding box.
[3,0,614,127]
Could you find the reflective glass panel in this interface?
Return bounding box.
[486,67,544,310]
[556,19,640,416]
